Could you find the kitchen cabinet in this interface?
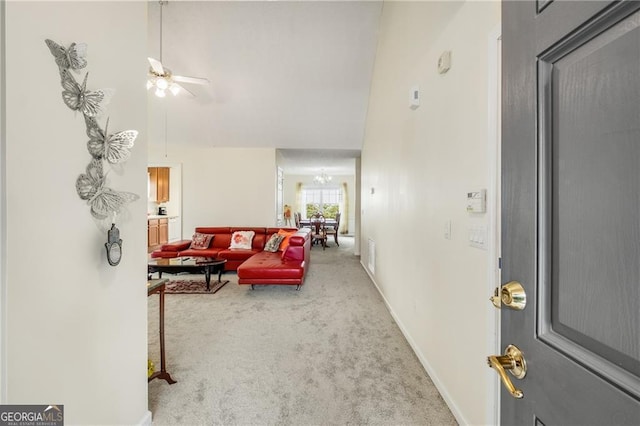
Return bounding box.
[158,219,168,245]
[148,218,168,248]
[148,167,170,203]
[148,219,159,247]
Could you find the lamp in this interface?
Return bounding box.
[313,171,332,185]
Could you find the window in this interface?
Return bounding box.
[302,187,342,219]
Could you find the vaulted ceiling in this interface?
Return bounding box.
[147,1,383,174]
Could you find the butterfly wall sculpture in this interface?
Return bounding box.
[85,116,137,164]
[45,39,88,71]
[61,70,113,118]
[45,38,139,223]
[76,160,139,220]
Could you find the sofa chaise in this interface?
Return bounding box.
[237,229,311,290]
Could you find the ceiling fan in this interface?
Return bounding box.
[147,1,209,98]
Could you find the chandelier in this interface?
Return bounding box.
[313,171,332,185]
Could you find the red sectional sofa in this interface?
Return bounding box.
[150,227,311,289]
[151,227,273,271]
[237,230,311,290]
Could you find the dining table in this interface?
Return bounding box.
[299,218,337,228]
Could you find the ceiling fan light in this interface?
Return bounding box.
[156,77,169,90]
[155,88,166,98]
[169,84,181,96]
[146,80,154,90]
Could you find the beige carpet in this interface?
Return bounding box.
[148,236,456,425]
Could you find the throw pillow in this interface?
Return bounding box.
[277,229,297,251]
[190,232,214,250]
[264,233,285,253]
[229,230,255,250]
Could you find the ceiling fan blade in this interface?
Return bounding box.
[170,82,195,97]
[147,57,165,75]
[173,75,210,85]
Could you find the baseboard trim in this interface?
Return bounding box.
[360,260,468,426]
[138,410,152,426]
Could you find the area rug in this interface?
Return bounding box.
[163,279,228,294]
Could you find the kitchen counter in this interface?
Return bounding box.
[148,214,179,220]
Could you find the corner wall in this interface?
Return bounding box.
[5,2,148,424]
[360,2,500,424]
[149,144,277,231]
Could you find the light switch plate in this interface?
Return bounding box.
[438,51,451,74]
[410,86,420,109]
[444,220,452,240]
[468,225,487,250]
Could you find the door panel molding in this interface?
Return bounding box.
[502,0,640,422]
[537,2,640,400]
[537,0,554,15]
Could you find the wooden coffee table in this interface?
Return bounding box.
[148,257,228,292]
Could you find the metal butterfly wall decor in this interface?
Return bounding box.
[85,116,137,164]
[45,38,139,225]
[76,159,139,220]
[61,70,113,118]
[45,39,88,71]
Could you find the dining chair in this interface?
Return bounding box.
[310,215,327,250]
[324,212,340,246]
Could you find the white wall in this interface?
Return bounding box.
[5,2,148,424]
[360,2,500,425]
[149,144,277,233]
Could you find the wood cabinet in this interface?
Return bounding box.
[148,219,159,247]
[158,219,168,245]
[148,167,170,203]
[148,218,168,248]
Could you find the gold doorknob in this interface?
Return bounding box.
[487,344,527,399]
[490,281,526,310]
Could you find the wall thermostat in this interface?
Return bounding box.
[438,51,451,74]
[466,189,486,213]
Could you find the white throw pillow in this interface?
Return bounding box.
[229,230,255,250]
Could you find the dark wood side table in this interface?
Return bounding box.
[147,279,176,384]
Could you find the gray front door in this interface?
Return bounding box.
[501,0,640,424]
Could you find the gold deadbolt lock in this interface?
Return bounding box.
[487,344,527,399]
[490,281,526,310]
